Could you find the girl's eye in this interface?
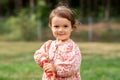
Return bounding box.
[54,26,59,28]
[64,25,68,28]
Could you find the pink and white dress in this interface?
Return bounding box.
[34,39,82,80]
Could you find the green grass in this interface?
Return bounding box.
[0,42,120,80]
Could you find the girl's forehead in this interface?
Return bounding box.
[51,16,71,26]
[52,16,70,22]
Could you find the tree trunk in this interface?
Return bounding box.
[30,0,35,13]
[80,0,84,18]
[105,0,110,21]
[87,0,91,17]
[0,5,1,16]
[14,0,22,14]
[94,0,98,17]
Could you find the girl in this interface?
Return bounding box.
[34,6,82,80]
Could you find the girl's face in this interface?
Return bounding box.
[50,16,73,41]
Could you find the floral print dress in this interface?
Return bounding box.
[34,39,82,80]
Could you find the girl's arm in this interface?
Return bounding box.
[34,40,52,66]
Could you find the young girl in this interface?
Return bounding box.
[34,6,82,80]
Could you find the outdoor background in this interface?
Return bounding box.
[0,0,120,80]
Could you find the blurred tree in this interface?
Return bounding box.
[94,0,98,17]
[80,0,83,18]
[14,0,22,14]
[30,0,35,13]
[87,0,91,17]
[0,0,120,18]
[105,0,110,21]
[0,0,9,16]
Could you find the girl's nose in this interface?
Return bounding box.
[58,27,63,32]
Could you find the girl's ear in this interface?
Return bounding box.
[72,24,77,31]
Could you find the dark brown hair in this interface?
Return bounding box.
[49,6,76,29]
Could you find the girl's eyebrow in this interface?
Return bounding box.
[53,24,58,26]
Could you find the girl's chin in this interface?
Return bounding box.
[57,38,69,41]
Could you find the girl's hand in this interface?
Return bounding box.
[43,63,56,73]
[34,52,48,65]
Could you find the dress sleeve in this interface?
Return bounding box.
[56,44,82,77]
[34,40,52,64]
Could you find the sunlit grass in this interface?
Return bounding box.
[0,41,43,54]
[0,41,120,80]
[0,41,43,80]
[78,42,120,58]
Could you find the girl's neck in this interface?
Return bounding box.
[56,39,71,44]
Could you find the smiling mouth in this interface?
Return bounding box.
[58,34,64,36]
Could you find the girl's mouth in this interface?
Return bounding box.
[58,34,64,36]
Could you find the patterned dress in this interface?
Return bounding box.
[34,39,82,80]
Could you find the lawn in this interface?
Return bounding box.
[0,41,120,80]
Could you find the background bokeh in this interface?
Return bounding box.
[0,0,120,80]
[0,0,120,42]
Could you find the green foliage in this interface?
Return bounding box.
[0,19,11,34]
[0,0,8,5]
[101,28,120,42]
[16,10,37,41]
[35,0,50,28]
[0,9,38,41]
[0,0,120,41]
[71,31,88,41]
[98,6,105,18]
[36,0,49,17]
[0,17,22,41]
